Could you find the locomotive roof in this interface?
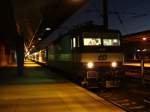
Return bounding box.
[54,24,121,43]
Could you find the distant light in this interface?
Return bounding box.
[45,27,51,31]
[66,0,84,5]
[32,45,35,48]
[38,37,42,41]
[111,61,117,68]
[87,62,94,69]
[137,49,140,52]
[142,49,147,52]
[34,52,38,55]
[27,52,30,56]
[113,39,118,43]
[71,0,82,2]
[142,37,147,41]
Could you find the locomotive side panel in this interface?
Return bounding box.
[47,35,81,81]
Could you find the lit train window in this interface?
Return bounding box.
[103,39,120,46]
[73,37,76,47]
[83,38,101,46]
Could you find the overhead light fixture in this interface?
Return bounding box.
[137,49,140,52]
[38,37,42,41]
[32,45,35,48]
[45,27,51,31]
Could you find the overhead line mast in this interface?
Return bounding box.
[102,0,108,31]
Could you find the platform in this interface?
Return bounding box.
[123,62,150,68]
[0,60,125,112]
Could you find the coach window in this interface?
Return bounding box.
[83,38,101,46]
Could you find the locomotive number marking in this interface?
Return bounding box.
[98,54,107,60]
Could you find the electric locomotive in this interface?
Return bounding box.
[46,24,124,88]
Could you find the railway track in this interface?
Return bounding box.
[88,64,150,112]
[97,89,150,112]
[91,74,150,112]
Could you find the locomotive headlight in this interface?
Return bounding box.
[87,62,94,69]
[111,61,117,68]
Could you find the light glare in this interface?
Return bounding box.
[87,62,94,69]
[142,37,147,41]
[137,49,140,52]
[45,27,51,31]
[111,62,117,68]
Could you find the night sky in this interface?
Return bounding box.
[60,0,150,35]
[108,0,150,35]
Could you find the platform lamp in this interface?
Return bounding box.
[141,37,147,84]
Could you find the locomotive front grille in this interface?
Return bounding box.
[87,71,98,79]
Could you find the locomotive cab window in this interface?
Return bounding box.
[83,38,101,46]
[73,37,76,48]
[103,38,120,46]
[71,36,80,48]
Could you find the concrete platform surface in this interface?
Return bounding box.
[0,61,125,112]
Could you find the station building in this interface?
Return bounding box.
[123,30,150,62]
